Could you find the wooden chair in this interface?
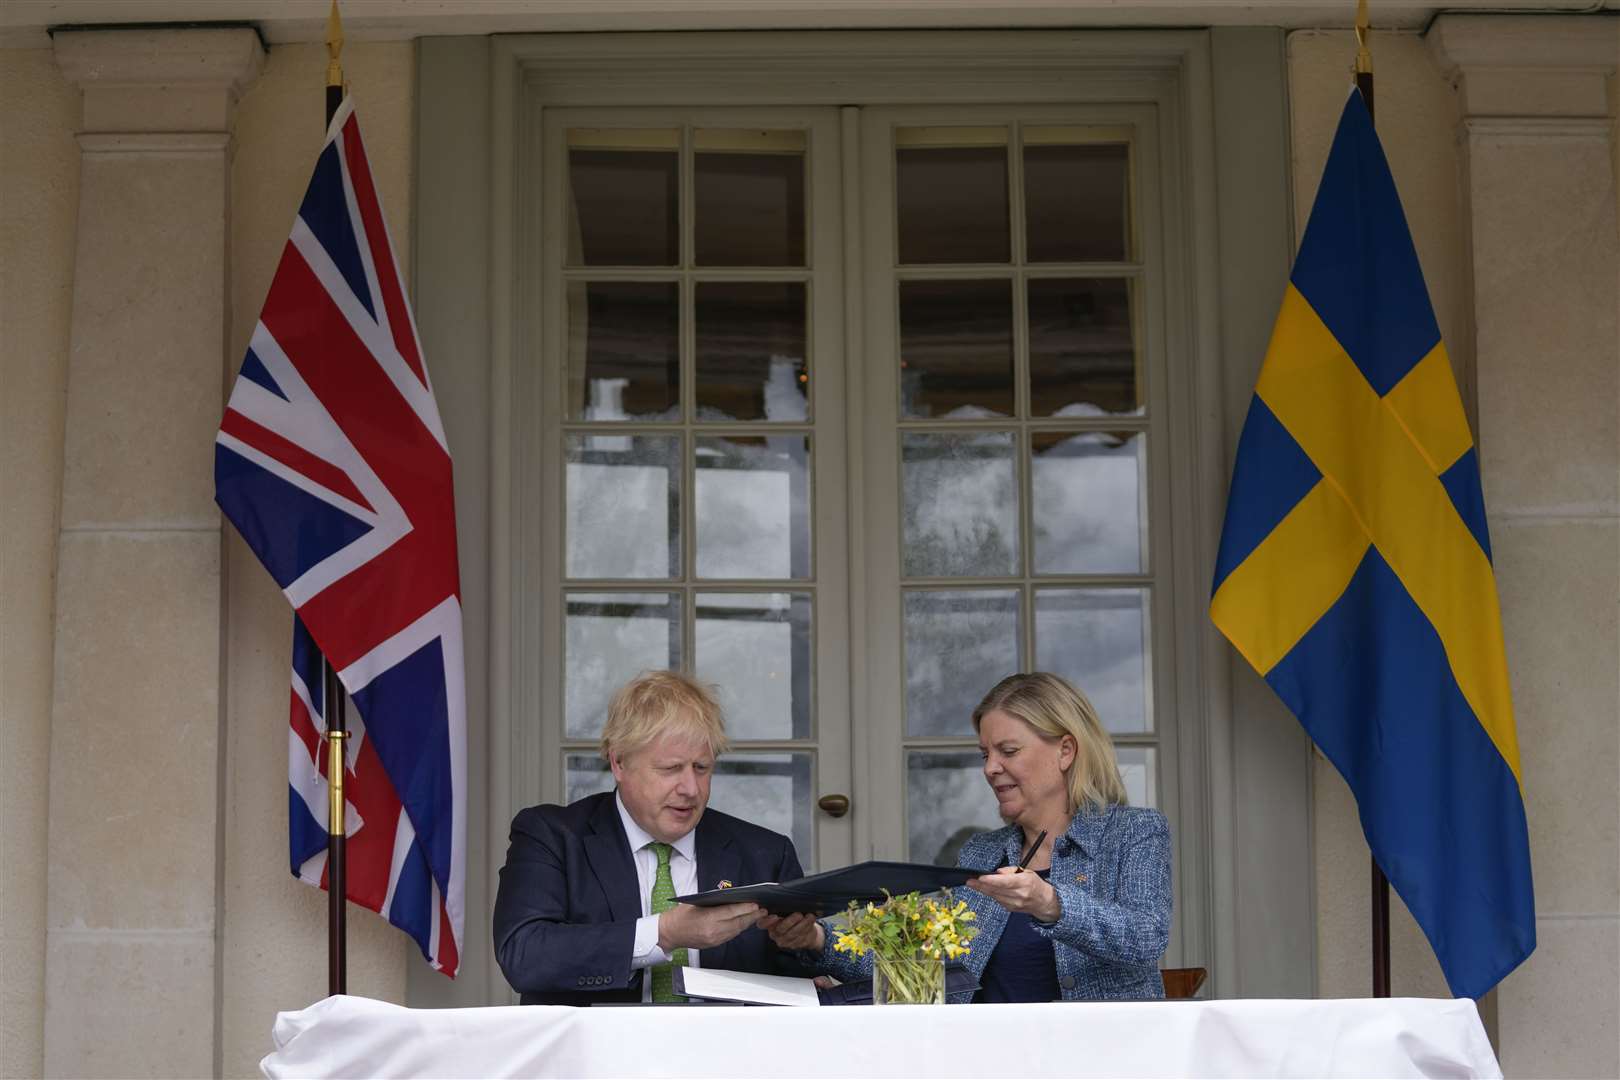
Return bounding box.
[1160,967,1207,999]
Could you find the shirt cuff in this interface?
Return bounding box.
[630,913,670,969]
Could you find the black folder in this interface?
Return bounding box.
[674,860,979,916]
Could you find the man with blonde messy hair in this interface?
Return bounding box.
[494,670,811,1004]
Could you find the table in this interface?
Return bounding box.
[262,994,1501,1079]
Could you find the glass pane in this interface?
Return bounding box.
[566,751,816,870]
[695,592,812,740]
[564,592,682,737]
[695,129,806,267]
[1034,588,1152,734]
[901,431,1019,577]
[1027,278,1139,417]
[1022,132,1130,263]
[906,750,1004,867]
[565,754,617,803]
[898,280,1014,419]
[1031,430,1146,575]
[696,435,811,580]
[566,129,679,266]
[896,127,1010,265]
[565,282,680,421]
[695,282,807,422]
[1115,746,1157,809]
[904,589,1021,737]
[566,434,680,579]
[709,753,815,871]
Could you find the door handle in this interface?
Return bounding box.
[817,793,851,818]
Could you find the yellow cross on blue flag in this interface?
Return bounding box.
[1210,87,1534,999]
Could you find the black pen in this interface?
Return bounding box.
[1015,829,1048,872]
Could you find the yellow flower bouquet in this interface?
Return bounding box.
[832,892,977,1005]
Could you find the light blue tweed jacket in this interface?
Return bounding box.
[817,804,1172,1002]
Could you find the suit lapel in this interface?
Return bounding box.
[583,794,641,923]
[694,814,744,968]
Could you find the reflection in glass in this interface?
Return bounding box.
[696,436,811,580]
[1115,746,1157,809]
[566,130,679,266]
[565,754,616,803]
[564,592,682,737]
[696,593,812,740]
[710,753,815,871]
[695,129,806,267]
[907,750,1004,866]
[564,751,816,870]
[902,432,1019,577]
[1035,588,1152,734]
[566,434,680,579]
[904,589,1021,737]
[1027,278,1138,417]
[565,282,680,421]
[898,280,1014,419]
[695,282,807,422]
[1031,430,1145,575]
[896,127,1010,265]
[1023,134,1130,263]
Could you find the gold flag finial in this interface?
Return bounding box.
[326,0,344,89]
[1354,0,1373,75]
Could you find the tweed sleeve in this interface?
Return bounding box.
[810,919,874,981]
[1032,811,1172,966]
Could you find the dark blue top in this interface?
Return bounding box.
[973,870,1060,1003]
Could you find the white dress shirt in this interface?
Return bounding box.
[615,793,701,1001]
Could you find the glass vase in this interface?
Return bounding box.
[872,949,945,1005]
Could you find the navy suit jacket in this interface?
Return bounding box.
[493,791,810,1004]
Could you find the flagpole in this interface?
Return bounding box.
[1352,0,1392,1002]
[323,0,349,1000]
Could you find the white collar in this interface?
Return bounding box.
[615,791,697,862]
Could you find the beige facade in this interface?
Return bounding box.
[2,10,1615,1080]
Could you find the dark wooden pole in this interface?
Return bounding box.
[323,0,348,1000]
[1354,0,1391,1000]
[324,661,348,996]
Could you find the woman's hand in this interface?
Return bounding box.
[967,866,1063,922]
[757,911,826,952]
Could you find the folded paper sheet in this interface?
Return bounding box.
[673,968,820,1007]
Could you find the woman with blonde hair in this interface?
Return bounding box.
[768,671,1172,1001]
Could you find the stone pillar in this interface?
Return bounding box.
[45,29,261,1078]
[1428,15,1619,1080]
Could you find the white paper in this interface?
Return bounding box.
[676,967,820,1007]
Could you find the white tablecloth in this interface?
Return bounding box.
[262,994,1501,1079]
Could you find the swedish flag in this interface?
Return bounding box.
[1211,88,1535,999]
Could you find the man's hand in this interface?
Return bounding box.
[657,901,761,951]
[966,866,1063,922]
[757,911,825,952]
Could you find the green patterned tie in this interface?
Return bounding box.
[648,842,688,1002]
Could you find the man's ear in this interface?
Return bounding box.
[607,750,626,783]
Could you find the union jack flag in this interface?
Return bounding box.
[214,98,464,977]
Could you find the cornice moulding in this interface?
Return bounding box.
[53,27,263,92]
[1427,13,1620,79]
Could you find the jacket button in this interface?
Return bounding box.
[1059,976,1076,990]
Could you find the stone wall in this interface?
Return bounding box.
[0,47,81,1080]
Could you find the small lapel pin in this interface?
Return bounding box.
[717,880,733,889]
[1075,873,1087,884]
